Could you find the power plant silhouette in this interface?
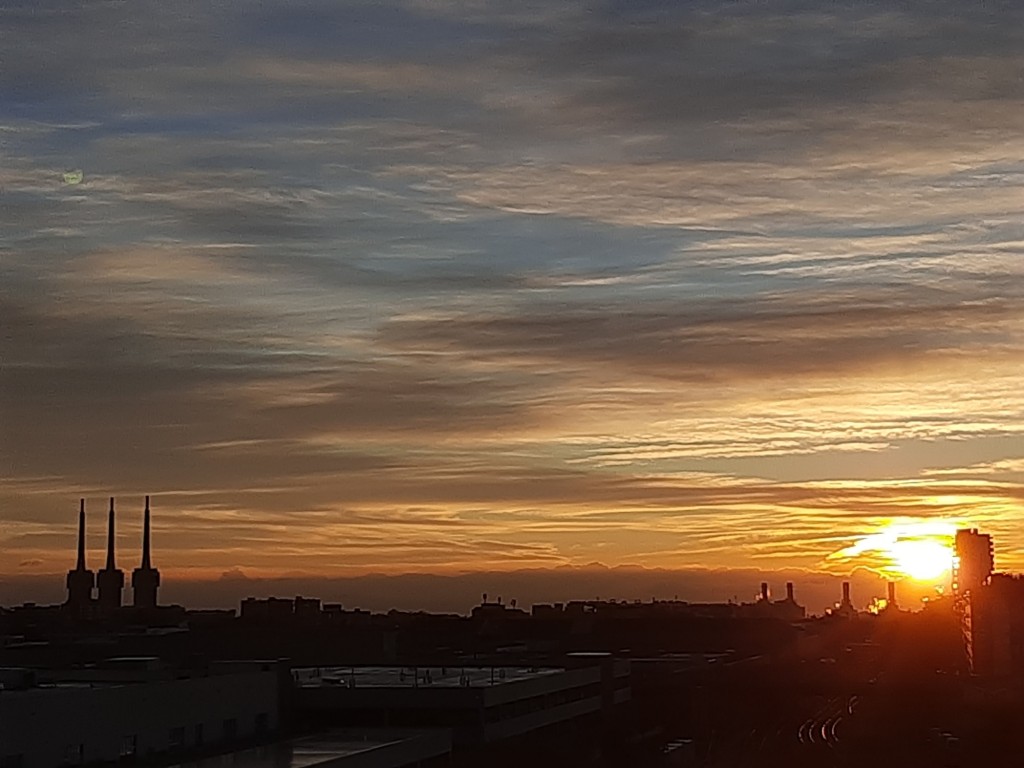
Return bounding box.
[65,496,160,614]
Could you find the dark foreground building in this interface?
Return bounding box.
[0,659,281,768]
[177,731,452,768]
[293,664,629,744]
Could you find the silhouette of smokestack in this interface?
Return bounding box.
[97,497,124,612]
[132,496,161,610]
[760,582,769,601]
[842,581,851,605]
[141,495,151,570]
[104,497,116,570]
[76,498,87,571]
[887,581,897,608]
[786,582,794,602]
[65,498,95,612]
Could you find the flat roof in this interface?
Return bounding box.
[174,730,449,768]
[2,681,128,693]
[293,666,562,689]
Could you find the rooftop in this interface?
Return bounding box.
[176,730,449,768]
[293,665,562,689]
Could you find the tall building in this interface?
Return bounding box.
[954,528,1005,675]
[954,528,993,595]
[96,498,125,612]
[131,496,161,609]
[65,499,95,612]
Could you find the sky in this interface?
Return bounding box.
[1,0,1022,612]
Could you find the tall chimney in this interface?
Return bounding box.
[65,498,96,612]
[841,581,851,605]
[104,497,116,570]
[887,581,897,608]
[132,496,161,610]
[96,497,124,613]
[141,495,152,570]
[760,582,769,601]
[786,582,795,602]
[76,498,87,571]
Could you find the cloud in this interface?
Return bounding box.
[394,151,1024,231]
[380,287,1024,384]
[0,287,541,507]
[2,0,1023,593]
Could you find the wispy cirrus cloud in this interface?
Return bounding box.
[2,0,1022,600]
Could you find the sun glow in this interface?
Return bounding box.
[888,538,954,580]
[829,521,958,582]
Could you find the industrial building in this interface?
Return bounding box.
[177,730,452,768]
[292,664,628,747]
[0,659,282,768]
[65,497,161,615]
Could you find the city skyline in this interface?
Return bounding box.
[0,494,972,615]
[2,1,1023,597]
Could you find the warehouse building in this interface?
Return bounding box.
[0,659,282,768]
[292,664,628,746]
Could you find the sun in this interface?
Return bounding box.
[828,521,957,582]
[889,538,954,580]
